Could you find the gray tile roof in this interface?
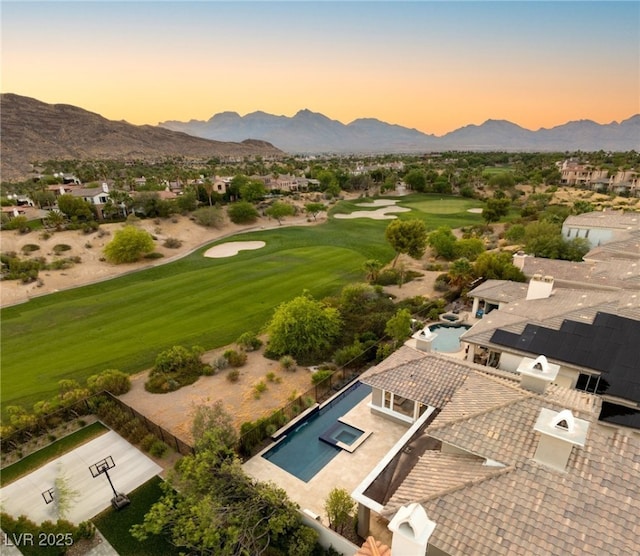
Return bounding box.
[368,349,639,555]
[563,210,640,231]
[360,351,470,407]
[520,257,640,290]
[419,426,640,556]
[467,280,529,303]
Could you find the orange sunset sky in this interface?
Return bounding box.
[2,1,639,136]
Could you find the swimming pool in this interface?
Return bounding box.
[428,323,471,352]
[262,381,372,482]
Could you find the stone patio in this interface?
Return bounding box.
[242,393,408,525]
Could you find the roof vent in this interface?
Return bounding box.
[517,355,559,394]
[533,408,589,472]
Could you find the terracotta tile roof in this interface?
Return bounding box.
[355,536,391,556]
[361,352,470,407]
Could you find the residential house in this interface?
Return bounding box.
[561,209,640,248]
[559,159,608,187]
[68,183,111,219]
[352,346,640,555]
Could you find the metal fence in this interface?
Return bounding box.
[1,391,194,460]
[100,392,194,456]
[238,364,366,458]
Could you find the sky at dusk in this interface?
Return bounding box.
[2,1,639,136]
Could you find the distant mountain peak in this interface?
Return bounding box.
[157,106,640,154]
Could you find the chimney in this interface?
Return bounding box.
[512,251,527,270]
[101,182,109,193]
[517,355,559,394]
[388,503,436,556]
[526,274,554,300]
[533,409,589,472]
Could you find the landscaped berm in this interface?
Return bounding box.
[119,344,318,444]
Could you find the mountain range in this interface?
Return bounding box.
[160,109,640,154]
[0,94,282,182]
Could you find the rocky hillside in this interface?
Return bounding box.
[0,94,283,182]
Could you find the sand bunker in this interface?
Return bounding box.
[204,241,266,258]
[354,199,401,207]
[467,208,483,213]
[335,199,411,220]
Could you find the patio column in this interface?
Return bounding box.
[466,344,476,363]
[357,503,371,538]
[472,297,480,316]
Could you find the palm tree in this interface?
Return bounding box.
[362,259,383,283]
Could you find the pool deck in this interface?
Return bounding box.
[242,393,409,523]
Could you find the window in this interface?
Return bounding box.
[382,391,414,418]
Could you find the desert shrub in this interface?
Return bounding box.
[265,371,279,383]
[228,201,259,224]
[226,369,240,382]
[224,349,247,367]
[145,345,206,393]
[333,340,366,368]
[140,433,157,452]
[212,355,228,371]
[0,513,95,555]
[265,423,278,436]
[311,369,334,385]
[87,369,131,395]
[193,206,224,228]
[254,380,267,394]
[236,331,263,351]
[53,244,72,254]
[163,237,182,249]
[144,252,164,259]
[0,252,43,282]
[21,244,40,253]
[104,225,154,263]
[201,365,215,376]
[81,221,99,234]
[4,216,31,233]
[149,440,169,458]
[279,355,297,372]
[47,258,75,270]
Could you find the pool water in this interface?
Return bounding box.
[429,323,471,352]
[320,421,364,446]
[262,382,371,482]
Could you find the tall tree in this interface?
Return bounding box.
[266,293,342,363]
[132,410,318,555]
[428,226,458,260]
[385,218,428,267]
[265,201,295,225]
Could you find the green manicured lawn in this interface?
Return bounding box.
[1,196,484,412]
[93,476,181,556]
[0,422,108,486]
